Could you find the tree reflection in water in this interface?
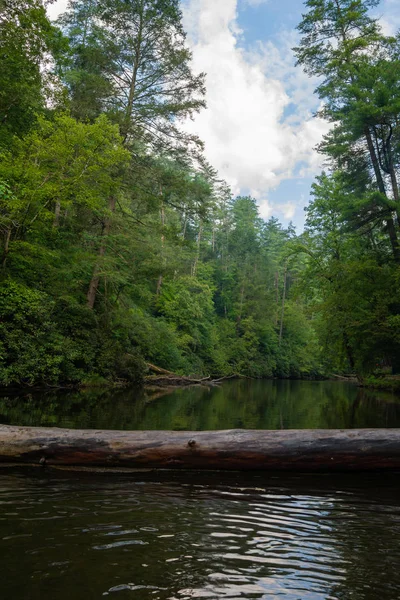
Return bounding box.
[0,380,399,431]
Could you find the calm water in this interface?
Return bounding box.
[1,469,400,599]
[1,380,400,599]
[0,379,399,430]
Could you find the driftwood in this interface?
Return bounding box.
[145,363,246,388]
[145,363,222,387]
[146,363,177,376]
[331,374,358,382]
[145,375,213,387]
[1,425,400,471]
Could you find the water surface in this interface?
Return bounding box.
[0,469,399,599]
[0,380,399,430]
[1,381,400,598]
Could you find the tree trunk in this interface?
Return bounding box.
[53,201,61,228]
[365,127,400,263]
[87,196,116,309]
[274,271,279,326]
[192,221,202,277]
[182,209,187,240]
[156,198,165,296]
[238,284,245,322]
[1,227,11,268]
[388,162,400,228]
[1,425,400,471]
[120,7,143,141]
[279,264,287,345]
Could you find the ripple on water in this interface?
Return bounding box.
[0,472,399,599]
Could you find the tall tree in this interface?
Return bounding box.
[57,0,114,121]
[60,0,206,148]
[59,0,207,308]
[297,171,400,376]
[294,0,400,262]
[0,0,65,142]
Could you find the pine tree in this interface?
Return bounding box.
[0,0,65,142]
[294,0,400,262]
[59,0,206,149]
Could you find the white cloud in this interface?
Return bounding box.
[47,0,396,227]
[182,0,330,221]
[49,0,330,224]
[258,199,273,220]
[280,202,296,220]
[46,0,68,20]
[377,0,400,35]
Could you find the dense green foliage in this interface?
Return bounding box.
[0,0,319,386]
[1,0,399,387]
[294,0,400,379]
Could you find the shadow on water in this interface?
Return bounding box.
[0,379,400,430]
[0,468,399,599]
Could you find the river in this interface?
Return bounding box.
[1,379,400,430]
[1,380,400,599]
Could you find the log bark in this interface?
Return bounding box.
[1,426,400,471]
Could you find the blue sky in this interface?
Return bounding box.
[238,0,327,229]
[181,0,330,230]
[238,0,321,228]
[239,0,304,42]
[49,0,400,231]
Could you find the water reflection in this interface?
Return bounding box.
[0,380,400,430]
[0,470,399,599]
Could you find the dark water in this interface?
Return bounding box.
[1,381,400,599]
[0,379,399,431]
[1,469,400,600]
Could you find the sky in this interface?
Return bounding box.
[47,0,400,230]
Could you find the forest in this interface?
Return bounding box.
[1,0,400,389]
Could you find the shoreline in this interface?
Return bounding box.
[1,374,400,395]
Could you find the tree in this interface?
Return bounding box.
[59,0,207,308]
[57,0,115,121]
[59,0,206,147]
[294,0,400,262]
[0,0,66,142]
[296,171,400,376]
[0,114,128,274]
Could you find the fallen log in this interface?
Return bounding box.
[146,362,178,376]
[145,363,227,387]
[1,426,400,471]
[330,374,358,382]
[145,374,215,387]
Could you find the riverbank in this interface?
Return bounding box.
[2,371,399,395]
[0,363,329,393]
[361,376,400,394]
